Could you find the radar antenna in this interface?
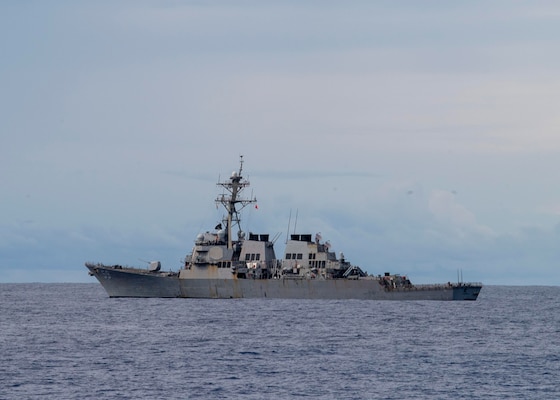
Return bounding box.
[216,155,257,249]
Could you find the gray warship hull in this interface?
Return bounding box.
[86,264,481,300]
[86,157,482,301]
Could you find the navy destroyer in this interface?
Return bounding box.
[86,157,482,300]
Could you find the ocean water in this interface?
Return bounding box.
[1,284,558,399]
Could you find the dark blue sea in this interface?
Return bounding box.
[1,284,558,399]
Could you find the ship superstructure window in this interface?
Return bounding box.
[310,260,326,268]
[244,254,261,261]
[217,261,231,268]
[286,253,302,259]
[309,253,316,260]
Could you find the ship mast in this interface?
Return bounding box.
[216,155,256,249]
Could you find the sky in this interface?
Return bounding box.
[2,1,560,285]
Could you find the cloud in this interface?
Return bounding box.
[1,174,559,285]
[538,203,560,216]
[437,79,560,153]
[0,222,191,283]
[428,190,495,238]
[2,1,560,285]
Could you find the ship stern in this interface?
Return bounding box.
[453,284,482,301]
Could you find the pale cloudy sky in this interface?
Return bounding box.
[2,1,560,284]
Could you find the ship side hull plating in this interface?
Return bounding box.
[87,265,480,300]
[87,264,181,298]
